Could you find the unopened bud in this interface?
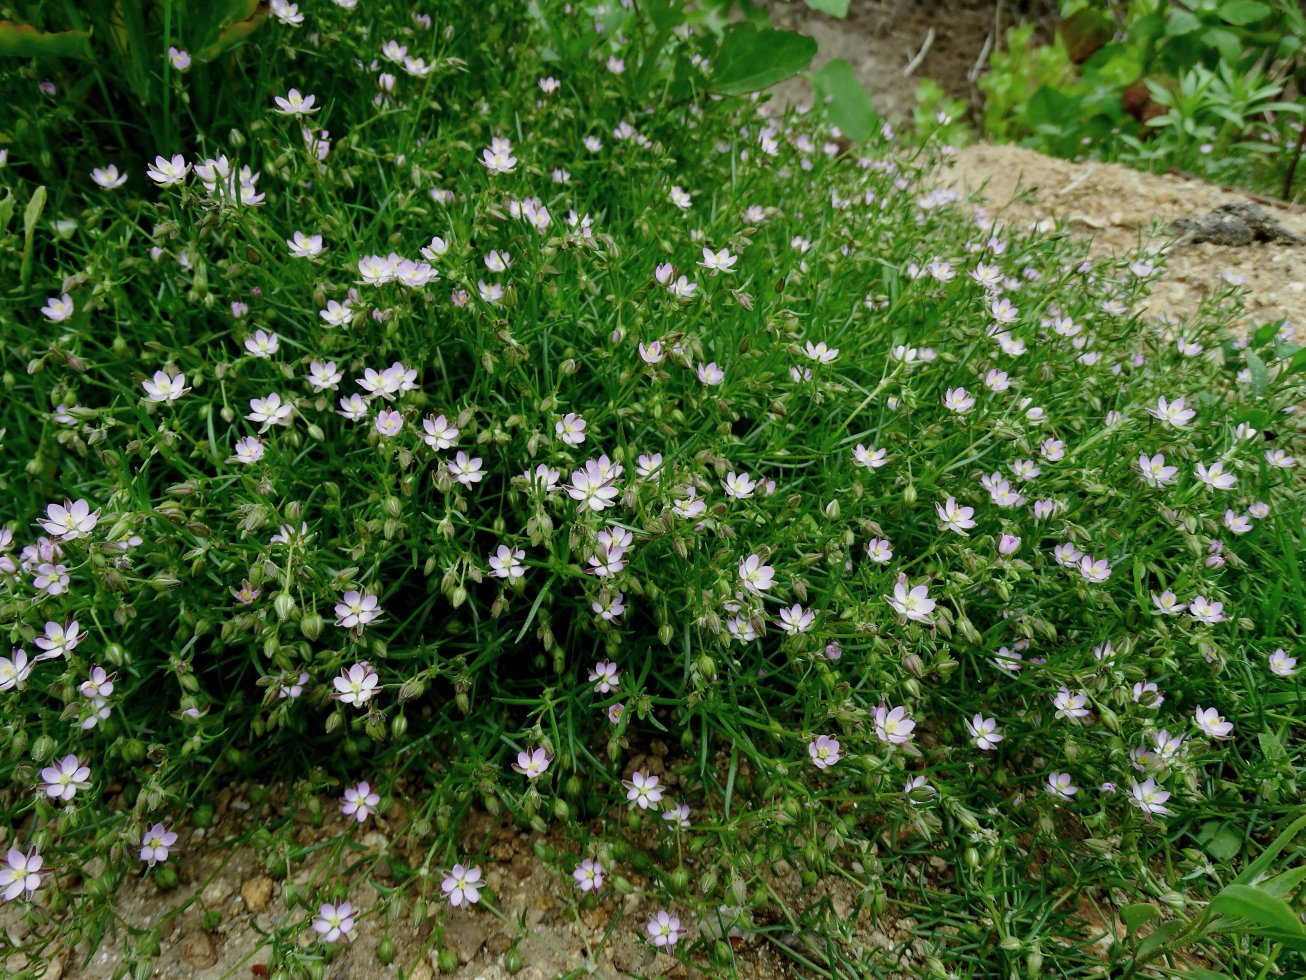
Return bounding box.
[272,593,295,621]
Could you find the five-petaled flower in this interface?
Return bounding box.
[441,863,482,907]
[139,823,177,866]
[334,662,379,706]
[513,747,552,779]
[313,901,356,942]
[0,848,43,902]
[808,735,841,769]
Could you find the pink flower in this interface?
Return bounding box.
[1046,772,1077,800]
[966,714,1003,751]
[441,863,482,907]
[1052,687,1090,720]
[573,858,604,892]
[142,370,190,403]
[38,499,99,541]
[139,823,177,866]
[738,554,775,593]
[335,590,382,629]
[488,545,526,580]
[513,747,551,779]
[313,901,356,942]
[40,754,90,801]
[0,848,43,902]
[588,660,620,694]
[1129,778,1171,816]
[874,705,916,744]
[808,735,841,769]
[333,662,379,707]
[623,770,663,809]
[647,909,681,949]
[886,576,935,623]
[1194,706,1233,739]
[341,781,380,823]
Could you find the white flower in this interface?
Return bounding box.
[966,714,1003,751]
[273,89,318,116]
[142,370,189,403]
[91,165,128,189]
[146,154,189,186]
[41,293,74,322]
[488,545,526,580]
[287,231,325,258]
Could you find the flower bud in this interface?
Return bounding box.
[273,592,296,621]
[31,734,57,762]
[903,483,917,507]
[300,613,323,641]
[378,936,396,965]
[390,714,408,740]
[504,948,523,974]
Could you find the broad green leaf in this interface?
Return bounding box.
[23,185,45,242]
[643,0,680,33]
[1218,0,1271,26]
[804,0,850,17]
[0,189,13,236]
[1245,349,1269,398]
[196,2,269,62]
[1258,865,1306,902]
[20,185,45,289]
[1120,902,1161,931]
[1257,730,1287,764]
[808,59,880,142]
[1252,320,1283,346]
[1135,919,1186,961]
[1209,884,1304,935]
[1165,10,1201,35]
[0,21,92,58]
[1197,822,1243,862]
[1203,26,1243,64]
[1233,812,1306,886]
[711,25,816,96]
[1288,347,1306,377]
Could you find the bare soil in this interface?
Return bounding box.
[946,143,1306,328]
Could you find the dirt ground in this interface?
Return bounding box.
[946,143,1306,329]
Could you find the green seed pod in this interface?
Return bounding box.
[377,935,396,965]
[903,483,917,507]
[438,949,458,973]
[504,948,523,974]
[300,613,323,641]
[669,867,690,893]
[30,734,56,763]
[154,865,179,890]
[390,714,408,740]
[1159,891,1186,910]
[273,592,295,621]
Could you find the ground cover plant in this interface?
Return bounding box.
[979,0,1306,201]
[0,0,1304,977]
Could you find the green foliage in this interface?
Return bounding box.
[808,58,880,141]
[912,78,973,146]
[0,1,1303,977]
[710,23,816,95]
[979,1,1306,199]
